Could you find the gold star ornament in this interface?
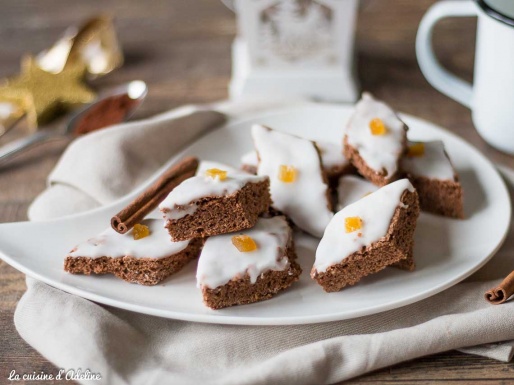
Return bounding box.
[37,15,123,77]
[0,56,96,128]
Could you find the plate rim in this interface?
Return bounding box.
[1,103,511,325]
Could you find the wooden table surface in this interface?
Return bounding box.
[1,0,514,383]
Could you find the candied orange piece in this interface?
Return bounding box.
[232,235,258,252]
[278,165,297,183]
[369,118,388,136]
[205,168,227,181]
[345,216,363,233]
[407,142,425,157]
[133,223,150,240]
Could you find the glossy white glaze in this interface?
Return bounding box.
[196,216,291,289]
[159,166,268,220]
[401,140,455,181]
[346,93,406,177]
[241,141,349,173]
[69,219,190,259]
[251,124,333,237]
[314,179,414,273]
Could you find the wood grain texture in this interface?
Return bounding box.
[0,0,513,384]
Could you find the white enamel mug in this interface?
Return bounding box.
[417,0,514,154]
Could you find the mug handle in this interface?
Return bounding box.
[416,0,478,108]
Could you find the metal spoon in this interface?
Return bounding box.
[0,80,148,166]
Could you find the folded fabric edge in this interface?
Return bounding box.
[459,341,514,362]
[28,183,101,221]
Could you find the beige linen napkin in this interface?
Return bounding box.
[14,101,514,385]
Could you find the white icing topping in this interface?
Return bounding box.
[240,151,258,168]
[159,165,268,221]
[69,219,189,259]
[337,175,378,210]
[164,205,198,220]
[317,141,349,170]
[251,125,333,238]
[346,93,406,177]
[241,141,349,173]
[197,160,239,175]
[401,140,456,181]
[314,179,415,273]
[196,216,291,289]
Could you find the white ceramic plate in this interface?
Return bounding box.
[0,104,510,325]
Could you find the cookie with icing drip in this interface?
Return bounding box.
[337,175,416,272]
[402,140,464,218]
[64,219,202,285]
[251,124,333,238]
[197,216,302,309]
[312,179,420,292]
[159,165,270,241]
[241,141,353,187]
[344,93,408,186]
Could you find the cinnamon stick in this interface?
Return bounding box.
[111,156,199,234]
[484,270,514,305]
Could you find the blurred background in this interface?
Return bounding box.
[0,0,487,201]
[0,0,476,118]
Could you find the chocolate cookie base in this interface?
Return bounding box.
[343,136,404,186]
[162,179,271,241]
[311,189,420,292]
[408,174,464,219]
[326,163,356,189]
[201,241,302,309]
[391,244,416,271]
[64,238,203,286]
